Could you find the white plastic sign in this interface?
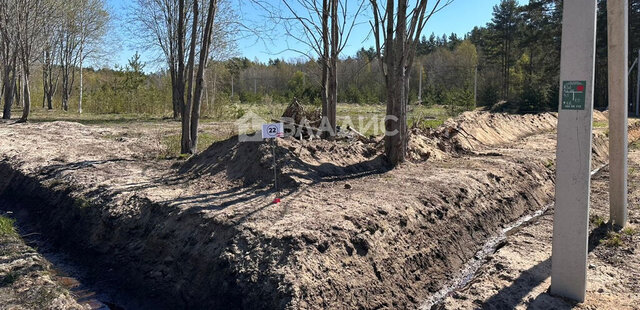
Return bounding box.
[261,123,284,139]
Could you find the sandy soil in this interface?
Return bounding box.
[0,111,637,309]
[437,147,640,310]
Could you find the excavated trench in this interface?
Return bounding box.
[424,163,610,309]
[0,197,157,310]
[0,164,242,309]
[0,112,636,309]
[0,160,560,309]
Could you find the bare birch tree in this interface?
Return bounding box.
[0,1,19,120]
[42,14,62,110]
[130,0,193,119]
[274,0,365,136]
[77,0,109,114]
[180,0,219,154]
[59,0,108,112]
[369,0,452,165]
[15,0,57,122]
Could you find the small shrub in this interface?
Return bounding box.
[601,231,623,247]
[590,214,606,227]
[622,226,638,236]
[0,216,17,237]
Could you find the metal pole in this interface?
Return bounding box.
[272,138,279,200]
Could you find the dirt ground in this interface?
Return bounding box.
[0,111,638,309]
[437,143,640,310]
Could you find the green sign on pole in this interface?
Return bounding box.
[562,81,587,110]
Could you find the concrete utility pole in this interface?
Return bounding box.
[608,0,629,227]
[550,0,597,303]
[636,49,640,117]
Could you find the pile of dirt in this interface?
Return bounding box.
[181,111,576,186]
[180,135,387,186]
[429,111,559,152]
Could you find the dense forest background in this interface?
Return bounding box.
[11,0,640,119]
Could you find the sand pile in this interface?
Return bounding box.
[180,135,388,186]
[181,111,580,186]
[429,112,559,152]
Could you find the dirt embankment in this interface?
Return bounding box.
[438,144,640,310]
[0,111,636,309]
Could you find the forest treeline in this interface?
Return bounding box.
[3,0,640,162]
[16,0,640,121]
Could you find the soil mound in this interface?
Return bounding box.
[181,111,574,185]
[180,136,388,186]
[429,111,559,152]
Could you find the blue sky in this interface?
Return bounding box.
[106,0,507,71]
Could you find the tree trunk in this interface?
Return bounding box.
[18,70,30,122]
[212,69,217,108]
[169,67,180,119]
[62,87,69,111]
[62,67,69,111]
[320,0,330,137]
[327,57,337,135]
[42,58,46,109]
[382,0,409,166]
[79,51,83,113]
[15,71,22,108]
[190,0,217,153]
[2,66,14,120]
[180,0,198,154]
[175,0,187,121]
[327,0,338,135]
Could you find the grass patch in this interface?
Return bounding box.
[545,159,554,169]
[28,109,167,125]
[24,103,451,139]
[593,121,608,129]
[410,118,445,130]
[622,226,638,236]
[0,216,17,238]
[161,132,226,159]
[601,231,623,247]
[590,214,606,227]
